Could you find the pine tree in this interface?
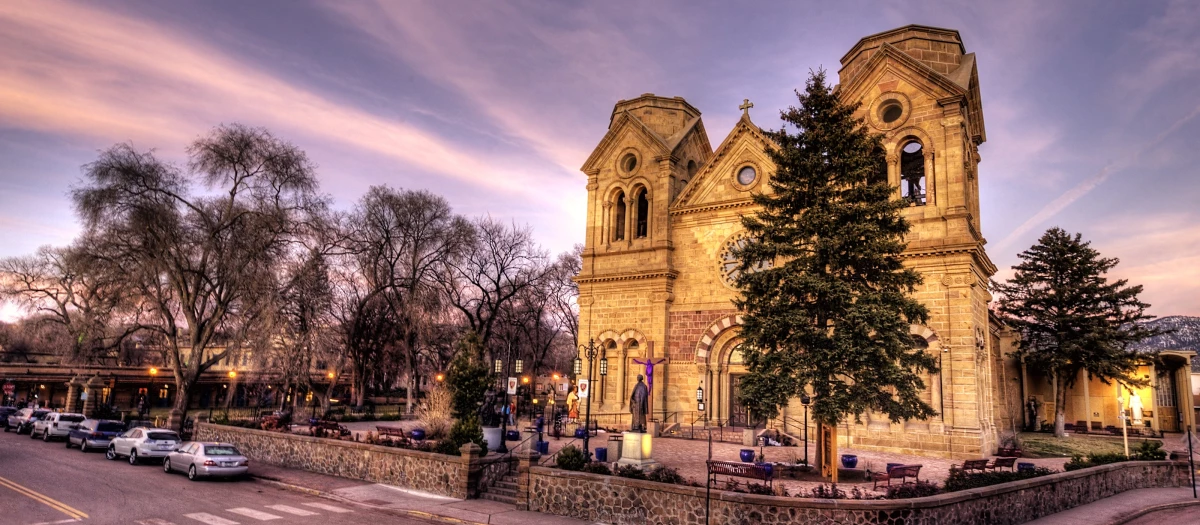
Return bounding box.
[993,227,1162,438]
[732,71,938,474]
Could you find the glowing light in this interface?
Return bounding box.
[228,370,237,379]
[149,367,158,376]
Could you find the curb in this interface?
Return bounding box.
[251,474,489,525]
[1107,498,1200,525]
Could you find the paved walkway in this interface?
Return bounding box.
[1024,487,1199,525]
[251,463,590,525]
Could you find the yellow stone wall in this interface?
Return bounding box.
[576,25,1004,459]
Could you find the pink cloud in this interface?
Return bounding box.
[0,1,561,205]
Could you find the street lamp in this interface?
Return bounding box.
[435,373,444,383]
[575,338,608,459]
[697,385,705,414]
[800,394,812,465]
[149,367,159,411]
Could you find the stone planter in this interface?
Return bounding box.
[483,426,503,451]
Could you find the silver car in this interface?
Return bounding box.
[106,427,181,464]
[31,412,85,441]
[163,442,250,481]
[5,408,49,434]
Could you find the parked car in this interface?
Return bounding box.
[0,407,17,429]
[5,408,49,434]
[106,427,181,464]
[31,412,85,441]
[66,419,126,452]
[163,442,249,481]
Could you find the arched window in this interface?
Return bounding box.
[687,160,697,178]
[900,140,926,206]
[870,146,887,186]
[613,191,626,241]
[635,188,649,238]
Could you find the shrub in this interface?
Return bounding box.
[419,385,453,441]
[556,445,587,471]
[810,484,847,499]
[615,464,647,480]
[434,438,460,456]
[1135,440,1167,460]
[885,480,941,499]
[581,462,612,475]
[944,467,1056,491]
[448,414,487,451]
[647,466,684,485]
[745,482,773,495]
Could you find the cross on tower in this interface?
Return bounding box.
[739,98,754,116]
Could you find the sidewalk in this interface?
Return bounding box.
[1024,487,1200,525]
[250,463,591,525]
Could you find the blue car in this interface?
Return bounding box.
[66,419,125,453]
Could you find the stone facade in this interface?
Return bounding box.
[574,24,1001,459]
[526,461,1189,525]
[194,422,513,499]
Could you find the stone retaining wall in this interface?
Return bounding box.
[195,422,515,499]
[524,460,1188,525]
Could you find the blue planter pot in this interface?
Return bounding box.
[536,441,549,454]
[506,430,520,441]
[409,429,426,441]
[740,449,755,463]
[575,428,587,439]
[595,447,608,462]
[1017,462,1036,473]
[841,454,858,469]
[886,462,903,473]
[758,463,774,477]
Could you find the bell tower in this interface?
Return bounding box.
[837,25,1000,457]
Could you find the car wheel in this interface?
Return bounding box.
[129,450,139,465]
[43,431,50,442]
[65,438,73,448]
[106,447,117,460]
[188,465,197,481]
[29,429,37,439]
[163,459,172,473]
[80,441,88,453]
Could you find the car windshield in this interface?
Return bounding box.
[32,410,48,417]
[147,432,178,441]
[98,422,125,432]
[204,445,241,456]
[61,415,85,422]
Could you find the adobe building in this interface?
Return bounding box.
[574,25,1004,459]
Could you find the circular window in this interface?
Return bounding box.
[881,103,903,124]
[736,166,757,186]
[621,154,638,174]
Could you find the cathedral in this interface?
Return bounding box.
[574,25,1008,459]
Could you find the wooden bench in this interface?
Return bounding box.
[376,426,406,438]
[951,459,990,474]
[706,460,773,490]
[871,464,922,489]
[308,419,350,437]
[988,457,1017,472]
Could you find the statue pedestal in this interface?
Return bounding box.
[616,432,659,470]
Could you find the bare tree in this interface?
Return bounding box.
[71,124,323,429]
[441,217,548,352]
[0,244,139,365]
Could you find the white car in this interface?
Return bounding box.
[106,427,181,464]
[30,412,85,441]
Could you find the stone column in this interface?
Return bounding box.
[82,375,102,417]
[515,449,540,511]
[457,443,484,499]
[64,376,82,414]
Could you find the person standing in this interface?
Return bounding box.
[566,386,579,424]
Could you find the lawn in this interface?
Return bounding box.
[1018,432,1161,458]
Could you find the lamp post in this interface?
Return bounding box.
[495,357,523,454]
[800,394,812,465]
[574,338,607,459]
[149,367,159,412]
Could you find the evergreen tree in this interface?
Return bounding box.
[445,331,491,419]
[993,227,1162,438]
[733,71,938,469]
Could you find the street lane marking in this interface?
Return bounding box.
[183,513,239,525]
[136,520,177,525]
[301,502,351,513]
[0,475,88,520]
[264,505,317,516]
[225,508,281,521]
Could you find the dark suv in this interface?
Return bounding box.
[5,408,50,434]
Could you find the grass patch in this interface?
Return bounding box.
[1018,432,1160,459]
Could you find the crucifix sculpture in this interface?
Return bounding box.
[632,357,667,418]
[739,98,754,116]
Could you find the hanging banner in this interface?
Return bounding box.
[2,383,14,395]
[577,379,590,399]
[507,377,518,395]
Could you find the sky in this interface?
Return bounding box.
[1,0,1198,320]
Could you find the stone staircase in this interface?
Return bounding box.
[479,471,519,505]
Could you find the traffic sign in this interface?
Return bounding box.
[2,383,13,395]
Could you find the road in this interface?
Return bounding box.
[0,427,433,525]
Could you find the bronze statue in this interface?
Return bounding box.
[630,374,649,433]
